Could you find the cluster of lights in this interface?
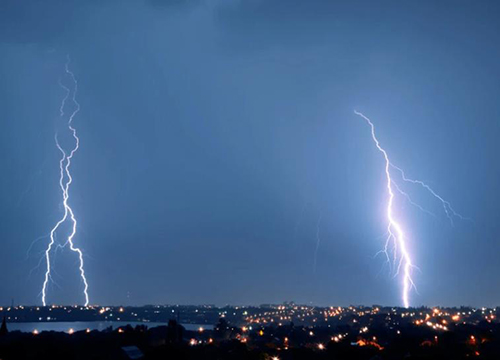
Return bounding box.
[3,304,499,351]
[245,305,354,326]
[355,338,384,351]
[332,333,348,343]
[189,338,215,346]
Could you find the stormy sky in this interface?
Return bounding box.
[1,0,500,307]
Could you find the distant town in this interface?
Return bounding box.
[1,303,499,328]
[2,304,500,359]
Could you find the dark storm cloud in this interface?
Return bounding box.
[0,0,202,44]
[0,0,82,44]
[1,0,500,308]
[146,0,201,9]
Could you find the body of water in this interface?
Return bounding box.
[6,321,213,333]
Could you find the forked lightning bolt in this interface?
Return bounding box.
[41,57,89,306]
[354,110,464,308]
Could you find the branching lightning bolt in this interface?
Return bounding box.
[390,164,469,226]
[354,110,466,308]
[354,111,416,308]
[41,56,89,306]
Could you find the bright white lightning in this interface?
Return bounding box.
[390,164,468,226]
[354,110,415,308]
[354,110,465,308]
[41,57,89,306]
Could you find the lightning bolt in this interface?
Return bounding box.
[354,110,416,308]
[41,56,89,306]
[354,110,465,308]
[313,214,322,274]
[389,164,468,226]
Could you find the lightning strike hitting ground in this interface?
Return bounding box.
[41,57,89,306]
[354,110,416,308]
[354,110,465,308]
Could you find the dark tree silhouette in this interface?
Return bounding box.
[166,319,184,344]
[0,316,7,336]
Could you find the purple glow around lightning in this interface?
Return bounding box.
[41,57,89,306]
[354,110,465,308]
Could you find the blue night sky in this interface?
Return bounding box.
[1,0,500,307]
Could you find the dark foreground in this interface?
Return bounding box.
[2,305,500,359]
